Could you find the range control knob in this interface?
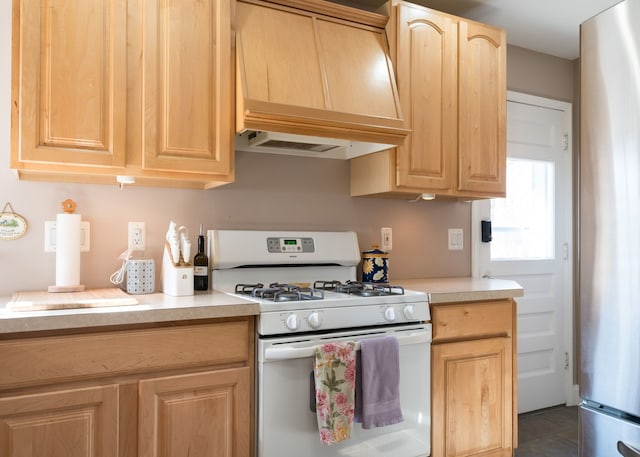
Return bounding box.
[308,312,322,329]
[384,306,396,322]
[403,304,415,320]
[285,313,300,331]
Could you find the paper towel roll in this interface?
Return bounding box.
[55,213,81,287]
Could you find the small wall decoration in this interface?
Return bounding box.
[0,202,28,240]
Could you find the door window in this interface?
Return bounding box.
[490,157,555,260]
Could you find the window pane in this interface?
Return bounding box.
[490,158,555,260]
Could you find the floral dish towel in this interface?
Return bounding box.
[314,341,357,445]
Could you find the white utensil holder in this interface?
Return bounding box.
[161,244,193,296]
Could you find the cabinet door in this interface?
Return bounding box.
[395,4,457,191]
[0,384,119,457]
[11,0,126,169]
[138,367,250,457]
[142,0,233,175]
[457,20,507,196]
[432,337,513,457]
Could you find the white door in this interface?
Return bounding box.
[472,91,574,414]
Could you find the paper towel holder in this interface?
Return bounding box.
[48,199,86,293]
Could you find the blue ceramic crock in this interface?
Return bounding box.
[361,245,389,283]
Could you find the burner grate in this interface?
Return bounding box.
[234,280,404,302]
[334,281,404,297]
[235,282,324,302]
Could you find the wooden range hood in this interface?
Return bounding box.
[235,0,410,158]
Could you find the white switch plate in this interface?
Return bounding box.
[381,227,392,251]
[44,221,91,252]
[448,228,464,250]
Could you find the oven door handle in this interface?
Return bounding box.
[263,330,431,361]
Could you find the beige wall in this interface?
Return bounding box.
[0,2,576,297]
[507,44,576,102]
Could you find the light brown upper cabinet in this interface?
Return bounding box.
[11,0,234,189]
[235,0,409,146]
[10,0,127,169]
[351,1,507,199]
[139,0,233,180]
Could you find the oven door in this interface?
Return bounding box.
[257,324,431,457]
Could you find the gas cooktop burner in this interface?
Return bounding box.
[235,280,406,303]
[235,283,325,302]
[314,280,405,297]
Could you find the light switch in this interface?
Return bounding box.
[44,221,91,252]
[448,228,463,250]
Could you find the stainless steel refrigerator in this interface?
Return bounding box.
[581,0,640,455]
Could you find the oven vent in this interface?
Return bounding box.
[236,130,393,159]
[248,131,343,153]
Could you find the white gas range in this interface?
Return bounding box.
[208,230,432,457]
[208,230,430,336]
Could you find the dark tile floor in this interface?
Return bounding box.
[515,405,579,457]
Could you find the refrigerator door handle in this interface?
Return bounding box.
[618,441,640,456]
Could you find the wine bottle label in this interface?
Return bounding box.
[194,266,208,276]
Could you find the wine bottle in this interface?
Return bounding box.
[193,225,209,291]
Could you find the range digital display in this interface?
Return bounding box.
[284,239,297,245]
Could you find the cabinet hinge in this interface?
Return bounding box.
[564,133,569,151]
[564,352,570,370]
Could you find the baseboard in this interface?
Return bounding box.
[566,384,580,406]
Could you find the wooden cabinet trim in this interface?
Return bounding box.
[243,0,389,28]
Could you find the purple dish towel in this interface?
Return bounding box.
[355,335,403,429]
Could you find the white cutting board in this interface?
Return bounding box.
[7,288,139,311]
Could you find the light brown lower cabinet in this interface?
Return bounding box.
[0,384,119,457]
[138,368,250,457]
[0,317,253,457]
[431,299,517,457]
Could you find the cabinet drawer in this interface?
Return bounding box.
[0,320,250,390]
[432,299,512,342]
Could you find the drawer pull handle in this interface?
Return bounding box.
[618,441,640,456]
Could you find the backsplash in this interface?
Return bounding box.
[0,150,471,296]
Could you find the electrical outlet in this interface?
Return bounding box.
[128,222,146,251]
[381,227,392,251]
[448,228,464,250]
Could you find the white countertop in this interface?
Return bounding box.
[0,278,522,334]
[0,290,259,335]
[396,277,524,304]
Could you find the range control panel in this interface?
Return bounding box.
[267,237,315,253]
